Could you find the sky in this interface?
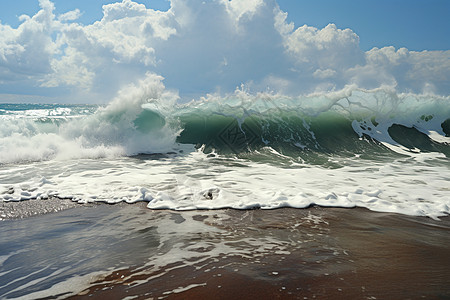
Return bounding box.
[0,0,449,103]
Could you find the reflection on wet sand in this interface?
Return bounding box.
[58,207,450,299]
[0,204,449,299]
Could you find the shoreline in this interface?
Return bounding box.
[1,204,448,299]
[68,207,450,299]
[1,198,449,221]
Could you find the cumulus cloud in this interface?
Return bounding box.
[280,23,364,69]
[222,0,264,25]
[0,0,57,81]
[58,9,81,22]
[313,68,337,79]
[347,46,450,93]
[0,0,448,103]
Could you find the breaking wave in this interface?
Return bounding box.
[1,81,449,165]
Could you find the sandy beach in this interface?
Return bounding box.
[1,1,449,299]
[1,203,448,299]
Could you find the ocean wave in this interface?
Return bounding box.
[0,83,449,165]
[1,83,449,217]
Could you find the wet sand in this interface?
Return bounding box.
[1,204,449,299]
[70,207,450,299]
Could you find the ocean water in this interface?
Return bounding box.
[1,87,450,298]
[0,87,449,219]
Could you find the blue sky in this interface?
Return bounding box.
[0,0,449,103]
[1,0,448,51]
[0,1,170,26]
[277,0,450,51]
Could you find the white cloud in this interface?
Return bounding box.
[42,46,94,88]
[0,0,58,82]
[101,0,148,22]
[347,46,450,92]
[0,0,449,103]
[274,7,364,70]
[58,9,81,22]
[285,24,363,66]
[313,68,337,79]
[273,5,449,95]
[222,0,264,25]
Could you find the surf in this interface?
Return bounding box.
[0,79,449,166]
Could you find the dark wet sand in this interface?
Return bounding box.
[60,206,450,300]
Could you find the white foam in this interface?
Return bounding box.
[0,75,181,164]
[1,145,449,218]
[349,91,449,156]
[427,130,450,144]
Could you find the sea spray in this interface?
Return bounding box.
[0,74,182,164]
[60,73,182,156]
